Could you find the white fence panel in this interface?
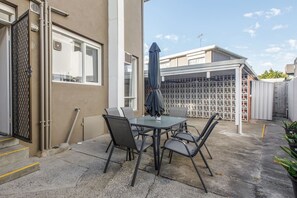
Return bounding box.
[288,77,297,121]
[251,81,274,120]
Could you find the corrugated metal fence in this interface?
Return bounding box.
[288,77,297,121]
[251,81,274,120]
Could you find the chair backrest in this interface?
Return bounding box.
[169,107,188,118]
[121,107,135,119]
[196,121,218,152]
[102,114,137,150]
[105,107,121,116]
[200,113,218,137]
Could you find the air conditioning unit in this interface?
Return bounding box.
[125,52,132,64]
[30,1,40,15]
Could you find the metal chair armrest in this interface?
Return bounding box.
[172,132,199,148]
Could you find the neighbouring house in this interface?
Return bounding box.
[0,0,146,155]
[145,45,258,133]
[285,57,297,77]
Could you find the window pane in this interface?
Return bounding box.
[125,98,135,108]
[124,57,137,110]
[52,32,82,82]
[85,46,98,83]
[124,64,133,97]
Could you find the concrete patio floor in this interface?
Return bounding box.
[0,118,293,198]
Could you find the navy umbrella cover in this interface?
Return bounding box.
[145,42,165,117]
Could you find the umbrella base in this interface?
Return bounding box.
[155,116,161,121]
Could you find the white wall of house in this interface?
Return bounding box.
[0,26,10,135]
[288,77,297,121]
[108,0,125,107]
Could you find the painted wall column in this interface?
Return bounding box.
[108,0,125,108]
[235,65,243,134]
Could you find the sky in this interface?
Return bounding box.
[143,0,297,75]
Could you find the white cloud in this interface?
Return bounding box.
[243,8,281,19]
[254,22,260,29]
[144,43,149,53]
[286,6,293,12]
[244,22,260,37]
[163,47,169,52]
[243,12,254,18]
[272,24,288,30]
[164,34,179,41]
[155,34,163,39]
[265,8,281,18]
[288,39,297,49]
[155,34,179,41]
[262,62,273,67]
[265,47,281,53]
[243,11,263,18]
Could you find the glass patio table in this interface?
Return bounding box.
[129,115,187,170]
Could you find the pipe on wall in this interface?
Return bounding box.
[36,0,69,152]
[66,108,81,144]
[39,1,45,152]
[44,0,49,150]
[48,6,52,149]
[46,5,69,149]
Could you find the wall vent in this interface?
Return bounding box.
[30,1,40,15]
[125,52,132,64]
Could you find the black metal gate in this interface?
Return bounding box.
[11,12,32,142]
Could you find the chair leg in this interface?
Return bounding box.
[131,149,135,160]
[199,151,213,176]
[169,150,173,164]
[131,149,144,186]
[204,143,213,159]
[128,148,132,161]
[105,140,112,153]
[166,132,169,139]
[157,148,166,176]
[104,144,115,173]
[190,156,208,193]
[126,148,129,161]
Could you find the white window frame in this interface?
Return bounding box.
[124,56,138,110]
[0,2,15,25]
[52,26,102,85]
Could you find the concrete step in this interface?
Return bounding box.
[0,145,29,167]
[0,160,40,185]
[0,136,19,149]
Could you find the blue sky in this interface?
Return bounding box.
[144,0,297,75]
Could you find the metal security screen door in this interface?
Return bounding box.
[11,12,32,142]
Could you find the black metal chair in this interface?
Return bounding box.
[105,107,134,153]
[121,107,153,134]
[158,121,219,193]
[103,114,153,186]
[173,112,219,159]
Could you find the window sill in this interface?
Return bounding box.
[52,81,102,86]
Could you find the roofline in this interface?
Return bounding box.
[158,45,246,60]
[144,59,258,79]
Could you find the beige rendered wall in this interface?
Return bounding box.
[205,50,212,63]
[177,56,187,66]
[3,0,144,153]
[49,0,108,147]
[169,58,177,67]
[124,0,144,116]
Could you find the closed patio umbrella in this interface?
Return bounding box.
[145,42,164,117]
